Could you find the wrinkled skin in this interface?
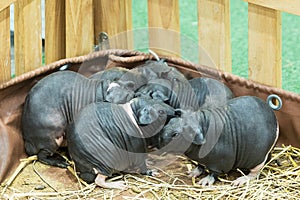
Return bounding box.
[159,96,279,186]
[136,77,234,110]
[105,82,136,103]
[188,77,234,108]
[89,67,130,81]
[66,97,175,189]
[134,60,187,82]
[98,68,149,104]
[135,79,172,103]
[133,60,197,109]
[135,77,199,109]
[22,70,136,168]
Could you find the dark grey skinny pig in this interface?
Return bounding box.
[136,77,233,110]
[135,79,173,103]
[22,70,136,168]
[134,59,187,82]
[159,95,279,186]
[94,61,185,104]
[89,66,148,103]
[67,97,175,189]
[188,77,234,108]
[133,58,202,109]
[89,66,130,81]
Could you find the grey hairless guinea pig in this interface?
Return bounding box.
[159,95,280,186]
[188,77,234,108]
[136,77,234,110]
[89,66,130,81]
[22,70,137,168]
[66,97,175,189]
[135,78,173,103]
[133,59,187,82]
[97,60,186,105]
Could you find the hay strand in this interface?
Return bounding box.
[1,155,37,196]
[1,146,300,199]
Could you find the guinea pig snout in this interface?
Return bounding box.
[160,127,177,146]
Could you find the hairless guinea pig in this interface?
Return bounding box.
[89,67,130,81]
[136,77,234,110]
[159,95,281,186]
[22,70,138,168]
[66,97,175,189]
[188,77,234,108]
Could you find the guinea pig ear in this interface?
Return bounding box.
[119,80,135,89]
[192,127,206,145]
[174,109,185,117]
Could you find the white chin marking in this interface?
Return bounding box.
[107,82,120,92]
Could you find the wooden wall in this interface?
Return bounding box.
[1,0,300,89]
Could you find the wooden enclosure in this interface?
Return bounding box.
[0,0,299,89]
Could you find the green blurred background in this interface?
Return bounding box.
[132,0,300,94]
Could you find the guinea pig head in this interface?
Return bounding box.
[159,117,183,147]
[137,103,174,125]
[105,80,135,103]
[180,109,206,145]
[159,110,205,150]
[135,79,172,102]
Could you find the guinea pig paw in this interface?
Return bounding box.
[145,158,155,166]
[198,175,215,186]
[231,176,250,187]
[94,173,128,190]
[146,169,159,177]
[187,167,202,178]
[106,181,128,190]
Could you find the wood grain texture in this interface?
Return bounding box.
[45,0,66,64]
[245,0,300,16]
[0,0,16,12]
[248,3,282,88]
[94,0,133,50]
[148,0,180,57]
[65,0,94,58]
[0,8,11,83]
[198,0,231,72]
[14,0,42,76]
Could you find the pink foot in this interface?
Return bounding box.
[93,168,128,190]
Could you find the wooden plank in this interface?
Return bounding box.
[94,0,133,50]
[198,0,231,72]
[248,3,282,87]
[45,0,66,64]
[0,0,16,12]
[148,0,180,57]
[0,8,11,83]
[65,0,94,58]
[14,0,42,76]
[245,0,300,16]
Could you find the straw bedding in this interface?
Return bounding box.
[1,145,299,200]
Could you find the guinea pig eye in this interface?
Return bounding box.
[142,107,149,114]
[172,131,179,138]
[158,110,165,115]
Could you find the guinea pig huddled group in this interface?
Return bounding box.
[21,56,281,189]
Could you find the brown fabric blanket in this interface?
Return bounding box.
[1,49,299,183]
